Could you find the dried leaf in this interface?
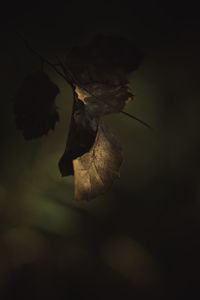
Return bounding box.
[59,35,144,200]
[12,71,59,139]
[75,83,133,118]
[73,121,123,201]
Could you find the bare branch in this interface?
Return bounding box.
[15,31,72,86]
[120,111,152,129]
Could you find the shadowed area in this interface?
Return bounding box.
[0,2,200,299]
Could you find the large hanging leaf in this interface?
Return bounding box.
[58,35,144,200]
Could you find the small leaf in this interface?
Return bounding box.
[75,83,133,118]
[12,71,59,139]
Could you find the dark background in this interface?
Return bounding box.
[0,1,200,299]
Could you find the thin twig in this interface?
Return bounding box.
[15,31,71,85]
[120,111,152,129]
[55,55,77,86]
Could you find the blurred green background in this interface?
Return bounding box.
[0,2,200,299]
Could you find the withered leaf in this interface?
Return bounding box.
[73,121,123,201]
[60,35,143,200]
[12,71,59,139]
[75,83,133,118]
